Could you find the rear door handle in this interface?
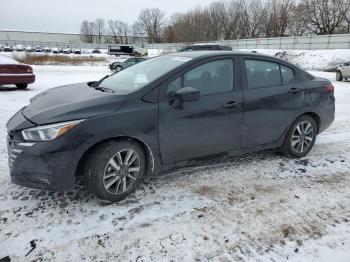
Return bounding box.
[223,101,237,109]
[288,87,300,94]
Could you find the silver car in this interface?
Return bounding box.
[336,62,350,81]
[109,57,146,72]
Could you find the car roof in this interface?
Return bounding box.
[165,51,300,70]
[167,50,268,59]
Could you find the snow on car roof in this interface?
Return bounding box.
[0,54,19,65]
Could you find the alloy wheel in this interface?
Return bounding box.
[291,121,314,153]
[103,149,141,194]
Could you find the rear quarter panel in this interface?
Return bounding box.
[302,77,335,133]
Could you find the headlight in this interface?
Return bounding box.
[21,120,84,141]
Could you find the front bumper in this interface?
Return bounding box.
[7,132,79,191]
[6,109,90,191]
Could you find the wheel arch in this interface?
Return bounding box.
[296,112,321,134]
[75,136,157,182]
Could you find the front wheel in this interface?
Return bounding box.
[336,71,343,81]
[115,66,123,72]
[280,115,317,158]
[84,140,146,202]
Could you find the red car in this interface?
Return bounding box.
[0,55,35,89]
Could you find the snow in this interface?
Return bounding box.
[252,49,350,71]
[0,54,18,65]
[0,65,350,261]
[147,48,350,71]
[147,48,170,57]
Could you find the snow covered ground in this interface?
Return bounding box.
[148,48,350,71]
[0,65,350,261]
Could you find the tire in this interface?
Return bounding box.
[280,115,317,158]
[16,84,28,89]
[115,66,123,72]
[84,140,146,202]
[336,71,343,81]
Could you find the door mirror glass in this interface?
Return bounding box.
[175,87,200,102]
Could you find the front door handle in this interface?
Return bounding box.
[288,87,300,94]
[223,101,237,109]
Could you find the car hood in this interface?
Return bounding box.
[23,82,127,125]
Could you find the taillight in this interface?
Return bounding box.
[326,84,334,94]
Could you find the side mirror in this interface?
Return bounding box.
[175,87,200,102]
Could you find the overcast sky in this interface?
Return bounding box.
[1,0,215,34]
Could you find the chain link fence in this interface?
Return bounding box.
[143,34,350,51]
[1,32,350,51]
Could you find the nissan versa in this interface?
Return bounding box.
[6,51,335,202]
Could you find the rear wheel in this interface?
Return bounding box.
[336,71,343,81]
[280,115,317,158]
[16,84,28,89]
[84,140,146,202]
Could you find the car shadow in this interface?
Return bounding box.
[0,85,30,91]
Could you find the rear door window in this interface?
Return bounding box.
[281,65,295,84]
[245,59,282,89]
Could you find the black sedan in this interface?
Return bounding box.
[109,57,146,72]
[7,51,335,202]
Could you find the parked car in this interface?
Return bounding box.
[178,44,232,52]
[35,46,43,52]
[52,47,59,54]
[6,51,334,202]
[63,48,70,54]
[44,47,51,53]
[336,62,350,81]
[25,46,33,52]
[15,44,24,51]
[0,55,35,89]
[3,46,12,52]
[109,57,146,72]
[74,48,81,54]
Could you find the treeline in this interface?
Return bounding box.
[80,0,350,44]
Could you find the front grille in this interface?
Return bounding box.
[7,133,22,169]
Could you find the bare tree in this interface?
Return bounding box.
[79,20,96,43]
[221,0,245,39]
[135,8,165,43]
[240,0,268,38]
[299,0,350,35]
[79,0,350,45]
[106,20,129,44]
[95,18,105,43]
[265,0,295,37]
[288,4,310,36]
[206,1,226,40]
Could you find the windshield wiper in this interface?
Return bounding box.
[93,74,109,88]
[93,86,114,93]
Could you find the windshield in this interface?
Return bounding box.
[100,55,192,94]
